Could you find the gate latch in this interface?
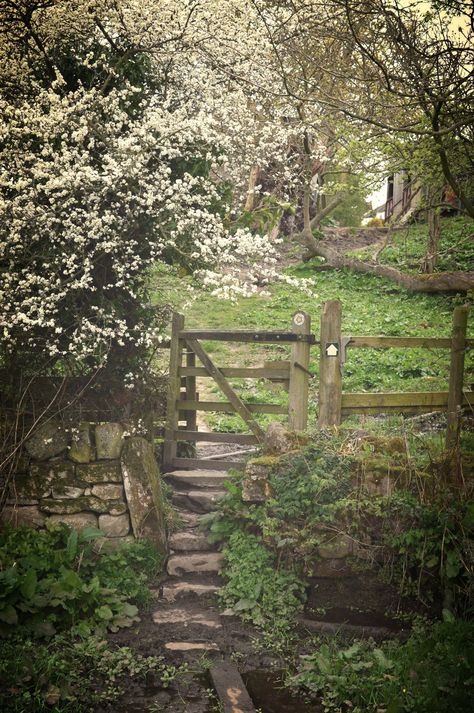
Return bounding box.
[340,336,352,374]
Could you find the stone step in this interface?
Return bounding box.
[152,606,221,629]
[174,509,202,529]
[172,489,225,513]
[165,641,220,652]
[166,470,230,490]
[167,552,223,577]
[162,579,221,602]
[169,530,215,552]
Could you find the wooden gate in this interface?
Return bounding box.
[162,311,316,471]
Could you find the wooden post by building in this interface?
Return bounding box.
[163,312,185,469]
[318,300,343,428]
[446,305,469,450]
[288,310,311,430]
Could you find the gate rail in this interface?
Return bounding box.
[162,311,315,471]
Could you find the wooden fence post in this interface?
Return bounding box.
[163,312,185,470]
[318,300,343,428]
[185,349,197,432]
[446,305,469,450]
[288,310,311,431]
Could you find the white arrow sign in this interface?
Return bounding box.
[325,342,339,357]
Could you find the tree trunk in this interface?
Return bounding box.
[244,165,260,212]
[303,234,474,293]
[424,209,440,273]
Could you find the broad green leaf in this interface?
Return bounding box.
[0,604,18,625]
[20,569,37,600]
[79,527,104,542]
[66,530,78,560]
[96,605,114,620]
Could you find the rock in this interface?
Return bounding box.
[95,423,124,460]
[51,486,85,499]
[68,422,93,463]
[169,531,213,552]
[152,607,221,628]
[24,420,69,460]
[165,642,220,652]
[167,552,223,576]
[318,534,353,559]
[30,461,82,499]
[172,490,225,513]
[242,461,273,502]
[40,496,126,515]
[48,512,99,530]
[264,422,292,455]
[162,581,220,602]
[98,513,131,537]
[76,462,123,483]
[165,470,230,489]
[91,484,124,500]
[121,437,167,553]
[1,505,45,528]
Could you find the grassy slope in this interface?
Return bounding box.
[151,216,473,431]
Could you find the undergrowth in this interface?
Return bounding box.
[290,619,474,713]
[0,523,176,712]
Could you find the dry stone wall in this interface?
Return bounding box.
[1,419,167,553]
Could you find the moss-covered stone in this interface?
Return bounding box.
[91,484,124,500]
[39,496,126,515]
[76,462,122,483]
[95,423,124,460]
[1,505,45,529]
[27,461,79,498]
[98,513,130,537]
[48,512,99,530]
[247,455,281,468]
[24,420,70,460]
[68,422,93,463]
[120,437,167,553]
[242,462,273,502]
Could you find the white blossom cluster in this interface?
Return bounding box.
[0,0,323,371]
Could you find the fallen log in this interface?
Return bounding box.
[303,238,474,293]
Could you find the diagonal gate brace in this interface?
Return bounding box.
[186,338,265,441]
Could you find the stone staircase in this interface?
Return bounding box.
[152,469,228,653]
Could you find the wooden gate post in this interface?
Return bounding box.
[163,312,185,470]
[289,310,311,431]
[185,349,197,432]
[446,305,469,450]
[318,300,343,428]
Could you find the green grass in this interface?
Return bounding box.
[353,216,474,273]
[150,218,473,435]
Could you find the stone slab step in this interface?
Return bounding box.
[167,552,223,577]
[152,606,221,629]
[166,470,230,489]
[165,641,220,652]
[172,490,225,513]
[162,580,221,602]
[174,509,202,528]
[169,530,214,552]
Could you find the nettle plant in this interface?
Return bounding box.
[0,0,315,380]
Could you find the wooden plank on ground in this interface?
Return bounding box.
[177,400,287,414]
[210,661,257,713]
[185,338,265,441]
[179,366,290,379]
[174,430,258,444]
[170,458,245,471]
[179,329,317,344]
[348,336,474,349]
